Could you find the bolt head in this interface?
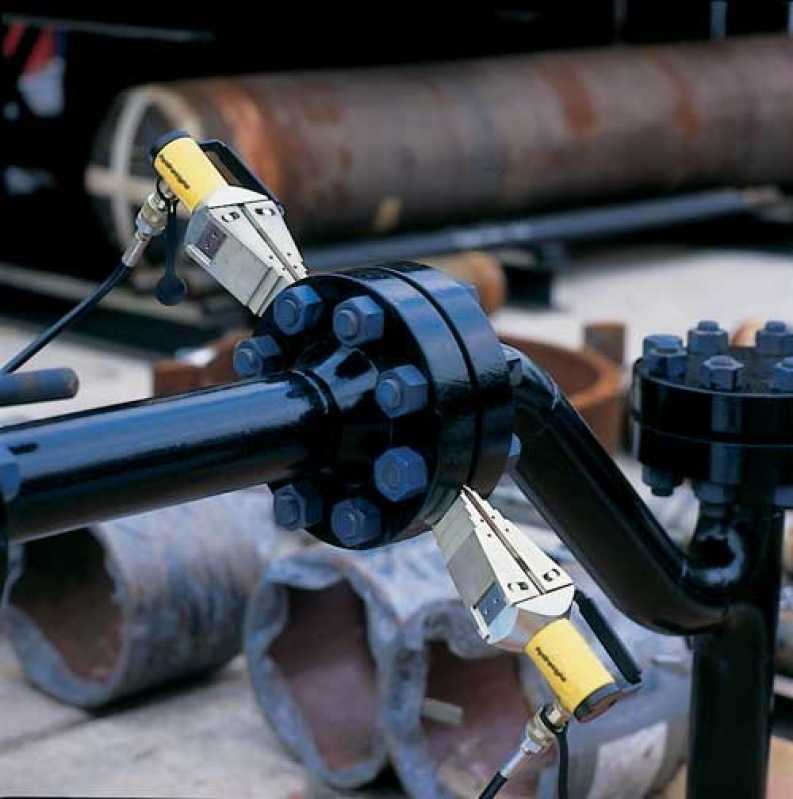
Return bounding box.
[506,434,522,472]
[642,334,687,381]
[687,320,728,356]
[273,481,323,529]
[642,466,682,497]
[643,334,683,356]
[331,498,382,546]
[501,344,523,387]
[332,296,385,346]
[700,354,744,391]
[233,335,282,378]
[756,320,793,356]
[771,357,793,392]
[374,447,428,502]
[273,285,324,335]
[375,365,429,418]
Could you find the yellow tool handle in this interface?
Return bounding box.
[526,618,618,721]
[151,133,227,211]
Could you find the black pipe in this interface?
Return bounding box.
[0,374,331,543]
[510,352,737,634]
[305,189,775,270]
[0,368,79,407]
[686,504,783,799]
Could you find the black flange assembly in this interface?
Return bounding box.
[238,262,514,547]
[635,319,793,506]
[632,319,793,799]
[0,263,513,556]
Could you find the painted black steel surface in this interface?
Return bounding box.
[686,504,783,798]
[0,375,329,543]
[510,352,730,634]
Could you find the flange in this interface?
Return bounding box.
[632,320,793,506]
[251,262,513,548]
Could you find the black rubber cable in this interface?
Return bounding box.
[476,724,570,799]
[477,772,507,799]
[1,262,130,374]
[556,725,570,799]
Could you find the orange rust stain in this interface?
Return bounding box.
[535,61,598,136]
[204,78,287,196]
[649,51,702,138]
[298,81,344,124]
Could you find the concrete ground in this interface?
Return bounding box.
[2,242,793,796]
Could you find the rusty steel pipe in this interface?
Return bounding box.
[4,489,275,707]
[89,35,793,246]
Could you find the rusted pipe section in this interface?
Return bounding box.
[4,489,275,707]
[89,35,793,246]
[245,533,690,797]
[244,536,461,789]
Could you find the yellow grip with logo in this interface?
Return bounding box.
[525,618,615,717]
[153,136,227,211]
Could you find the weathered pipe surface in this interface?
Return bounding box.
[4,488,276,707]
[245,532,690,797]
[90,35,793,245]
[244,534,462,789]
[384,551,690,799]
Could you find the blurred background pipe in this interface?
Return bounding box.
[4,488,275,707]
[87,35,793,250]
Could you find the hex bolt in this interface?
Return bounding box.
[693,481,736,504]
[642,466,682,498]
[273,285,324,335]
[642,334,688,381]
[700,354,745,391]
[273,481,323,529]
[501,344,523,387]
[505,434,522,472]
[756,320,793,356]
[233,335,283,379]
[687,320,728,356]
[331,498,382,546]
[375,365,429,418]
[374,447,429,502]
[771,357,793,392]
[332,296,385,346]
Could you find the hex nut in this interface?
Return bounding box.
[273,285,324,335]
[331,498,382,546]
[501,344,523,388]
[756,320,793,356]
[771,357,793,393]
[642,334,687,381]
[374,447,428,502]
[700,354,745,391]
[687,320,728,356]
[375,366,429,418]
[333,296,385,346]
[273,481,323,529]
[233,335,283,378]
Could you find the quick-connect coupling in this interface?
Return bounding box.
[122,191,170,267]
